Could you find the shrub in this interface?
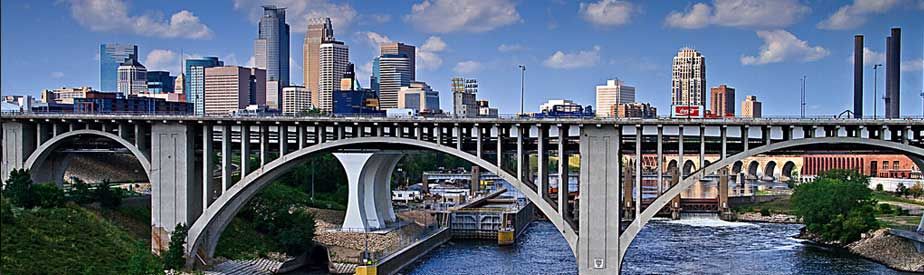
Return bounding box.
[760,208,771,216]
[32,183,66,208]
[792,169,879,244]
[3,169,35,208]
[68,178,95,204]
[875,183,884,192]
[162,223,188,271]
[95,181,122,209]
[1,197,14,224]
[277,210,316,255]
[877,203,894,215]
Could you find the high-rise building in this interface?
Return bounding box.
[174,73,185,95]
[340,63,361,91]
[318,41,349,113]
[146,71,176,94]
[375,54,413,109]
[117,57,147,96]
[595,79,636,117]
[282,86,310,115]
[477,100,498,118]
[99,44,138,92]
[304,18,335,108]
[398,82,440,113]
[254,5,289,111]
[380,42,416,80]
[203,66,266,115]
[709,84,735,117]
[185,57,224,115]
[885,27,901,118]
[41,87,99,104]
[671,48,706,117]
[452,77,479,117]
[742,96,762,118]
[614,103,657,118]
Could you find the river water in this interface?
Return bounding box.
[402,219,914,275]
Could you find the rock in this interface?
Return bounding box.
[847,229,924,272]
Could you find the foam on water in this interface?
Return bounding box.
[664,217,757,228]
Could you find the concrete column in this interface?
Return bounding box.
[415,125,422,140]
[578,125,621,274]
[150,123,201,252]
[319,125,327,143]
[678,125,684,176]
[656,125,663,195]
[260,125,269,166]
[336,152,403,231]
[240,125,250,177]
[435,124,442,145]
[278,125,288,157]
[557,125,569,220]
[742,126,750,152]
[496,125,504,169]
[475,125,483,159]
[456,125,463,151]
[538,125,550,201]
[221,125,232,191]
[517,125,525,182]
[635,125,642,219]
[699,125,705,173]
[337,123,344,140]
[53,123,62,137]
[297,125,306,149]
[720,126,727,160]
[202,125,216,210]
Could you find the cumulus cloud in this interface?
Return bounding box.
[144,49,181,74]
[665,0,810,29]
[360,31,393,50]
[233,0,357,32]
[579,0,636,26]
[741,30,829,65]
[416,36,446,70]
[356,61,373,83]
[453,61,482,75]
[497,44,526,52]
[405,0,521,33]
[901,59,923,72]
[363,14,392,24]
[51,72,65,78]
[543,46,601,69]
[64,0,212,39]
[847,47,886,65]
[818,0,901,30]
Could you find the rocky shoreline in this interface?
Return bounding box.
[735,212,923,273]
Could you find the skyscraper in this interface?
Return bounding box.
[742,96,762,118]
[595,79,636,117]
[671,48,706,117]
[452,77,478,117]
[282,86,310,115]
[398,82,440,113]
[146,71,175,94]
[885,27,901,118]
[304,18,335,108]
[100,44,138,92]
[318,41,349,113]
[709,84,735,117]
[185,57,224,115]
[117,57,147,96]
[373,42,416,109]
[203,66,265,115]
[254,5,289,110]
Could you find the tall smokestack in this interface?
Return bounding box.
[885,27,901,118]
[854,35,863,118]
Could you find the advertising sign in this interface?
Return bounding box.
[672,105,703,118]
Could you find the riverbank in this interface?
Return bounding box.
[735,212,801,223]
[847,229,924,273]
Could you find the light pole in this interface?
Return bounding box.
[518,65,526,116]
[873,64,882,119]
[800,75,807,118]
[920,90,924,118]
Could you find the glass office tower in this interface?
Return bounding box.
[100,44,138,92]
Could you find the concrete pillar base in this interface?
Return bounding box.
[336,151,403,232]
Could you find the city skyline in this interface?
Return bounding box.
[2,0,923,116]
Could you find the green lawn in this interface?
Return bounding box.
[732,196,794,215]
[872,191,924,206]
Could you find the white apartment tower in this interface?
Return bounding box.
[282,86,311,115]
[595,79,636,117]
[318,41,349,113]
[671,48,706,116]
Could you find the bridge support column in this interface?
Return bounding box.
[203,125,217,209]
[151,123,202,253]
[240,125,250,176]
[538,125,550,203]
[336,152,403,231]
[578,126,622,274]
[558,125,570,223]
[1,122,36,184]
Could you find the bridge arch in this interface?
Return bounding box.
[781,161,797,181]
[186,136,577,264]
[747,161,760,177]
[23,129,152,183]
[682,160,696,176]
[666,160,678,173]
[764,161,777,180]
[731,161,743,174]
[620,137,924,260]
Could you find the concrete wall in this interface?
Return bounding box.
[374,227,450,275]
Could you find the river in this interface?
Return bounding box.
[402,219,914,275]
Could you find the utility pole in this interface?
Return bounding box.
[873,64,882,119]
[800,75,806,118]
[518,65,526,116]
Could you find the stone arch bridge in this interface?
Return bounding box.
[2,114,923,274]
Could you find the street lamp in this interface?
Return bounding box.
[873,64,882,119]
[800,75,807,118]
[920,90,924,118]
[518,65,526,116]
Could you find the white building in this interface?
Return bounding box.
[117,58,147,96]
[595,79,635,117]
[398,82,440,113]
[540,99,578,112]
[671,48,706,117]
[282,86,311,115]
[392,190,422,203]
[318,41,349,113]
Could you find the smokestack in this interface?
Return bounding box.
[854,35,863,118]
[885,27,901,118]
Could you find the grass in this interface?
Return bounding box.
[732,196,794,215]
[877,215,922,230]
[872,191,924,206]
[215,217,282,260]
[1,203,160,274]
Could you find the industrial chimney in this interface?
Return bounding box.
[854,35,863,118]
[885,27,901,118]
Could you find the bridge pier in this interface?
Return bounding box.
[150,123,202,252]
[336,152,403,231]
[578,126,622,274]
[1,122,36,183]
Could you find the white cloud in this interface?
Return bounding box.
[233,0,357,33]
[405,0,521,33]
[363,14,392,24]
[144,49,181,74]
[579,0,636,26]
[416,36,446,70]
[361,31,393,50]
[246,56,256,68]
[51,72,65,78]
[357,61,373,83]
[543,46,601,69]
[847,47,886,65]
[741,30,829,65]
[818,0,900,30]
[497,44,526,52]
[65,0,212,39]
[665,0,810,29]
[902,59,923,72]
[453,61,482,75]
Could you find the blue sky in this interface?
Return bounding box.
[2,0,923,116]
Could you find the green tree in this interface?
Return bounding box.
[3,169,35,208]
[68,178,95,204]
[909,183,923,198]
[276,209,316,255]
[32,183,66,208]
[95,180,122,209]
[791,169,879,244]
[162,223,188,271]
[875,183,884,192]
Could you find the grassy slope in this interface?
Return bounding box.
[1,204,159,274]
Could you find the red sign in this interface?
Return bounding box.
[672,105,703,118]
